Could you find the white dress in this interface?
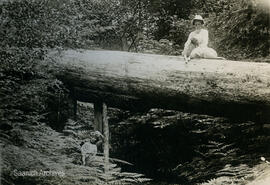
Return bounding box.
[182,29,217,58]
[81,142,97,165]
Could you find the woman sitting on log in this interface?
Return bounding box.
[182,15,218,62]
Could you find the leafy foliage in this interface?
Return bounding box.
[205,0,270,59]
[199,163,270,185]
[84,159,151,185]
[1,0,101,48]
[143,0,192,40]
[111,108,270,184]
[0,46,73,133]
[2,0,267,58]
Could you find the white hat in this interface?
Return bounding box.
[192,15,204,25]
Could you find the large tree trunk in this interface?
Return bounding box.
[43,49,270,122]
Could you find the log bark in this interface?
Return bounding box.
[43,49,270,122]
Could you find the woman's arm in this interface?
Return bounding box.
[182,32,193,57]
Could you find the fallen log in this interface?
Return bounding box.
[43,49,270,122]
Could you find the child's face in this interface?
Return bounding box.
[194,21,203,30]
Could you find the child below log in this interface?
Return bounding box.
[80,131,104,165]
[182,15,218,62]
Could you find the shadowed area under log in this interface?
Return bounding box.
[42,49,270,122]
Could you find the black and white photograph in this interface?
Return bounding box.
[0,0,270,184]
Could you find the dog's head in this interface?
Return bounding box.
[191,38,199,46]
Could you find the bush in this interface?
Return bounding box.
[0,0,114,49]
[136,38,181,55]
[206,0,270,59]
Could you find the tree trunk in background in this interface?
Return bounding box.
[121,37,128,51]
[43,50,270,123]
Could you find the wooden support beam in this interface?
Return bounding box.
[94,102,109,175]
[102,103,109,175]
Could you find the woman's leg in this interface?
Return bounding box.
[203,48,218,58]
[190,47,203,58]
[191,47,218,59]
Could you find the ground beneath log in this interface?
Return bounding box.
[1,122,104,185]
[108,108,270,185]
[1,105,270,185]
[0,109,150,185]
